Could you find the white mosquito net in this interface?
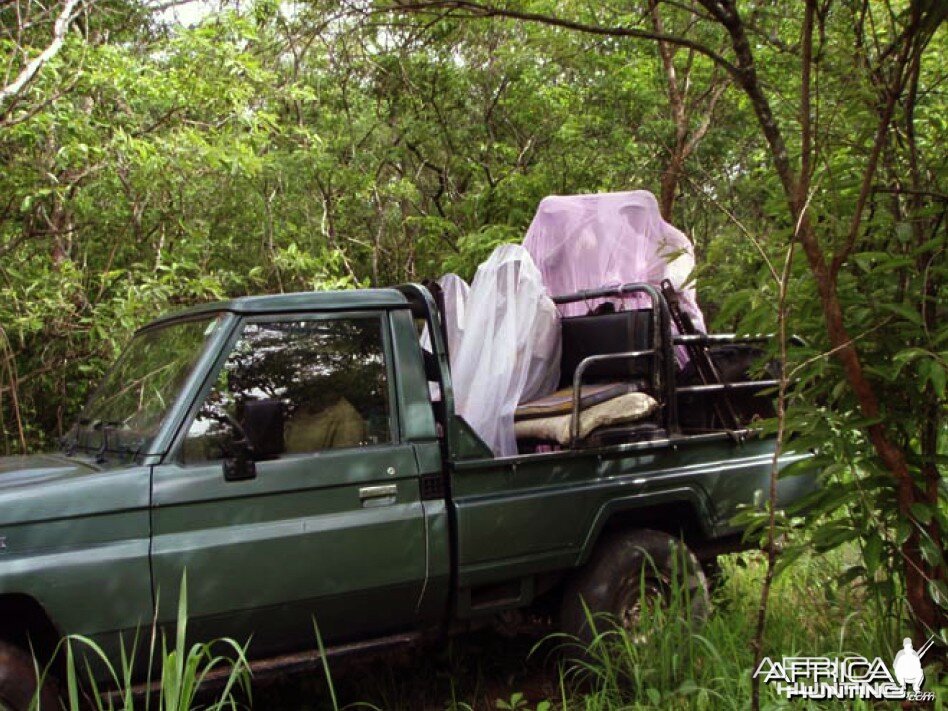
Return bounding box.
[451,244,561,457]
[437,273,470,361]
[421,273,470,401]
[523,190,706,332]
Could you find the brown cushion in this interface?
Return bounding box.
[515,382,631,420]
[514,392,659,445]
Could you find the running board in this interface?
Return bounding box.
[107,631,421,701]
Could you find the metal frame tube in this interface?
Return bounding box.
[675,380,779,395]
[553,282,677,432]
[569,350,654,447]
[673,334,771,346]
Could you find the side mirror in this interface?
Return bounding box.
[221,398,285,482]
[223,439,256,481]
[241,398,285,460]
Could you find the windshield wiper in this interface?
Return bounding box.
[90,421,145,462]
[112,433,145,460]
[61,416,98,456]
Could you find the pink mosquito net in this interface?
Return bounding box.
[523,191,706,335]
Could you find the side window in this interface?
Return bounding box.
[183,316,392,463]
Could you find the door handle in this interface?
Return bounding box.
[359,484,397,503]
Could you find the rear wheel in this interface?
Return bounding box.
[559,529,709,650]
[0,642,58,711]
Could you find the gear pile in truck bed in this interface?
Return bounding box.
[431,190,718,455]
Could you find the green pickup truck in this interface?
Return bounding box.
[0,283,813,708]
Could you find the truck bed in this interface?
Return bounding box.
[449,431,812,617]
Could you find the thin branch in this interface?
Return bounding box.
[682,78,728,155]
[385,0,740,77]
[829,3,920,278]
[0,73,80,128]
[0,0,84,117]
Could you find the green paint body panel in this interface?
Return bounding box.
[0,455,153,658]
[0,287,815,681]
[450,435,810,594]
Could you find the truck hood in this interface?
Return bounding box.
[0,453,101,489]
[0,453,149,526]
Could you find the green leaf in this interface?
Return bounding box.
[863,534,883,576]
[929,363,946,398]
[919,537,944,567]
[929,580,948,610]
[911,503,934,525]
[880,302,924,327]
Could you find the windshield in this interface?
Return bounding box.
[69,315,222,456]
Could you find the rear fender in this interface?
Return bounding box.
[576,488,714,567]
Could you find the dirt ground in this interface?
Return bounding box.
[250,628,565,711]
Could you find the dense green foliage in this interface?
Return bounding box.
[1,0,946,698]
[0,0,773,451]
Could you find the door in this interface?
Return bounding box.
[150,312,428,657]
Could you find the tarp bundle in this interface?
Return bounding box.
[523,190,706,333]
[450,244,561,456]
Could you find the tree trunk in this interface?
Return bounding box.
[703,0,944,635]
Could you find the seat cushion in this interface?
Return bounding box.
[513,391,658,446]
[515,382,632,420]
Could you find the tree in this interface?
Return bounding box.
[384,0,947,669]
[647,0,729,220]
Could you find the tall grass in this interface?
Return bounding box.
[33,574,251,711]
[37,553,939,709]
[552,544,715,709]
[548,549,947,710]
[253,547,946,710]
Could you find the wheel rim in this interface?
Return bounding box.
[615,572,670,636]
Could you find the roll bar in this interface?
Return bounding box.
[553,282,677,433]
[554,282,781,444]
[569,350,655,448]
